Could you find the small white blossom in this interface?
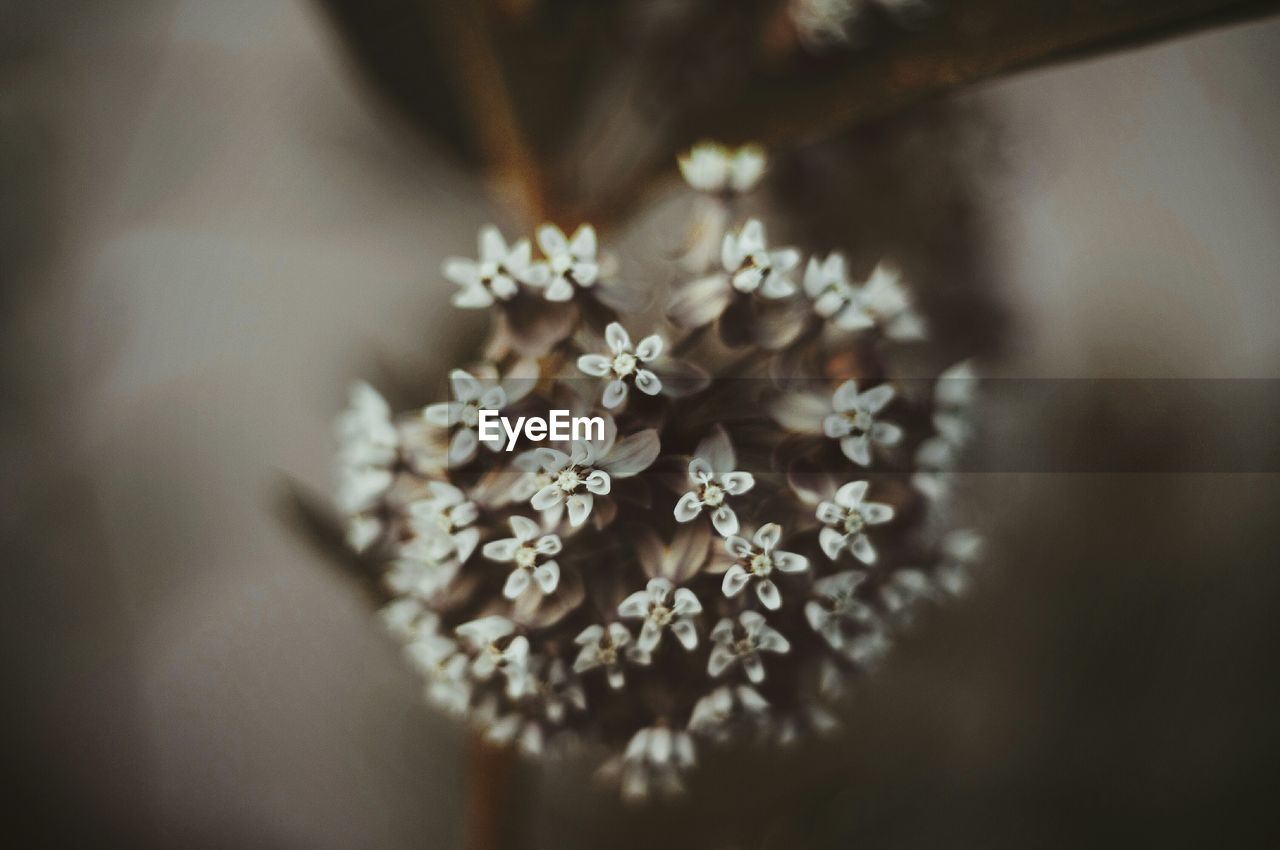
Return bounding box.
[405,480,481,563]
[334,382,399,549]
[677,142,767,194]
[455,616,532,699]
[916,360,977,470]
[805,571,876,652]
[617,577,702,654]
[573,622,636,689]
[935,529,983,597]
[674,427,755,536]
[687,685,770,740]
[472,696,547,755]
[529,422,659,527]
[618,726,696,801]
[816,480,894,564]
[534,657,586,725]
[720,523,809,610]
[824,380,902,466]
[858,263,926,341]
[482,514,563,599]
[803,252,874,331]
[532,223,599,302]
[721,219,800,298]
[423,369,508,466]
[443,224,541,309]
[708,611,790,683]
[577,322,663,409]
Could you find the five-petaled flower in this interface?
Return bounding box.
[405,480,480,563]
[816,480,895,564]
[423,369,508,466]
[618,726,697,801]
[618,577,702,654]
[534,223,599,302]
[718,523,809,610]
[455,616,531,699]
[707,611,791,683]
[444,224,542,309]
[667,218,801,332]
[573,622,636,689]
[529,421,659,527]
[825,380,902,466]
[674,426,755,536]
[678,142,766,195]
[577,322,663,409]
[804,571,877,653]
[482,515,563,599]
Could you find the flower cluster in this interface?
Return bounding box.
[333,142,981,801]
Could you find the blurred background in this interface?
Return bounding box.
[2,1,1278,848]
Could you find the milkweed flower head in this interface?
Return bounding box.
[331,141,982,801]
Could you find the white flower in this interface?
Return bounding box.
[443,224,540,309]
[385,549,460,602]
[404,621,475,715]
[816,480,894,564]
[823,380,902,466]
[472,695,547,755]
[720,523,809,610]
[674,426,754,536]
[935,529,983,597]
[916,360,977,470]
[455,616,532,699]
[529,421,659,527]
[687,685,770,739]
[577,322,663,409]
[423,369,508,466]
[618,726,696,801]
[803,252,874,331]
[857,263,926,341]
[532,223,599,302]
[804,571,876,652]
[721,219,800,298]
[617,577,702,654]
[534,657,586,725]
[677,142,767,194]
[707,611,790,683]
[405,480,481,563]
[334,382,399,548]
[572,622,635,689]
[482,515,563,599]
[667,218,801,332]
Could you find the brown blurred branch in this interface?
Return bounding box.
[463,734,517,850]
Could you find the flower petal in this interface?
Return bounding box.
[603,379,629,409]
[566,493,593,527]
[710,506,738,537]
[503,569,531,599]
[531,484,565,510]
[708,645,736,677]
[638,619,663,653]
[536,223,568,257]
[721,565,750,597]
[508,515,540,541]
[724,535,753,559]
[835,480,868,508]
[636,334,663,362]
[863,502,895,524]
[483,538,520,561]
[671,587,702,616]
[578,353,612,377]
[753,523,782,552]
[450,369,482,403]
[618,590,651,618]
[858,384,896,414]
[720,471,753,495]
[841,434,872,466]
[600,430,659,477]
[831,380,861,413]
[756,579,782,610]
[773,550,808,573]
[819,527,846,561]
[544,277,575,302]
[569,223,597,259]
[823,414,853,439]
[634,369,662,396]
[872,421,903,446]
[535,534,563,555]
[674,491,703,522]
[850,534,877,565]
[584,469,612,495]
[605,322,632,354]
[816,501,844,525]
[533,560,560,594]
[670,619,698,650]
[448,428,479,466]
